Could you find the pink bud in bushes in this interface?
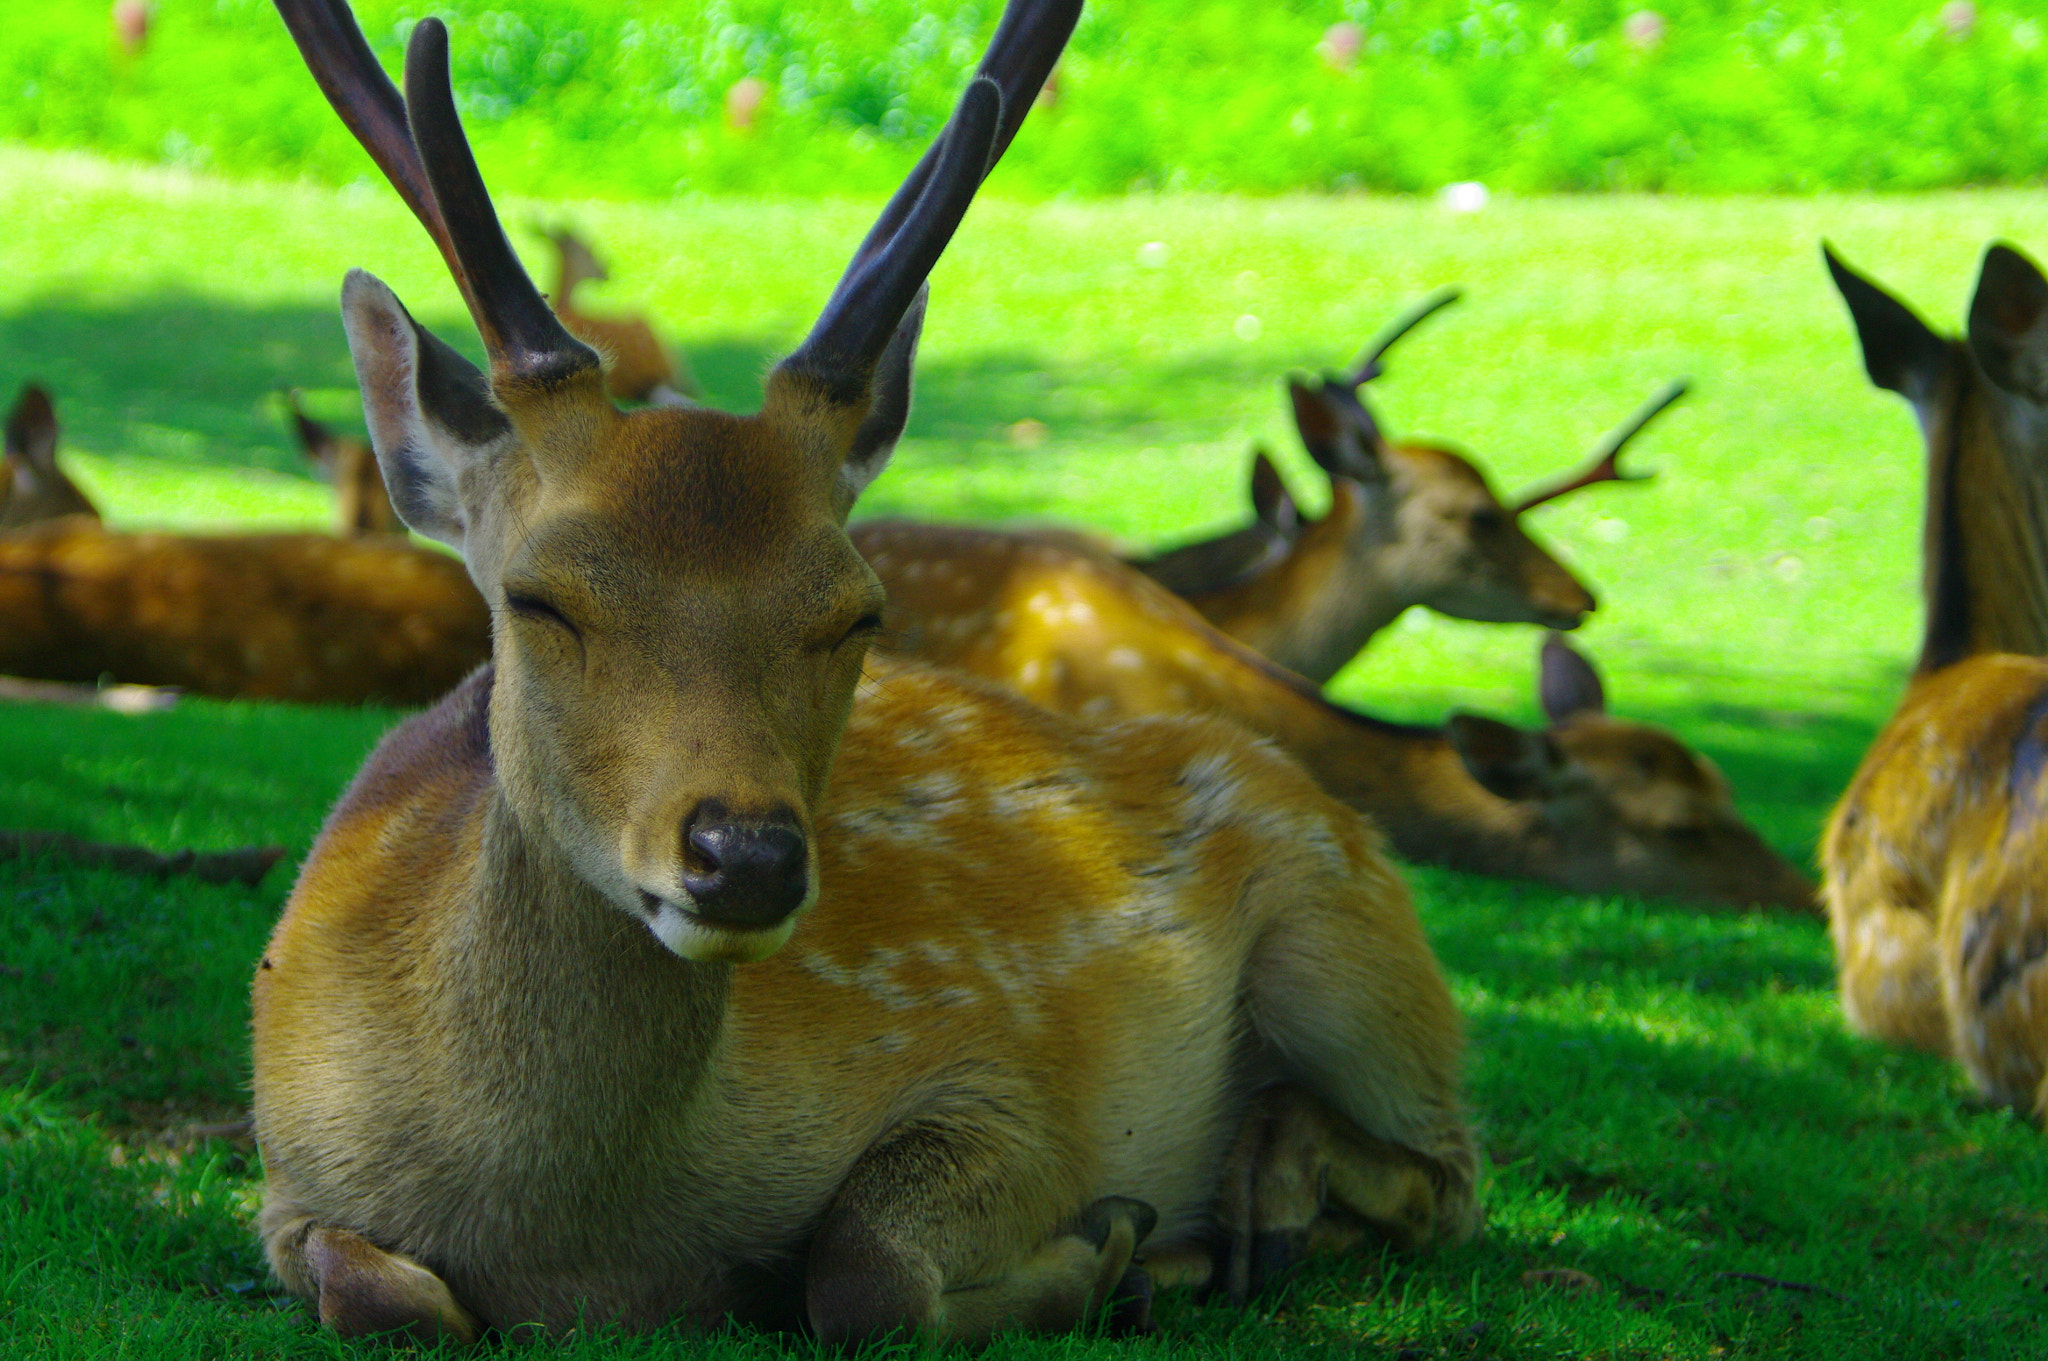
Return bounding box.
[1942,1,1977,41]
[724,77,767,133]
[1318,22,1364,71]
[1623,10,1666,50]
[112,0,149,56]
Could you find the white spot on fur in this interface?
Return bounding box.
[1108,648,1143,670]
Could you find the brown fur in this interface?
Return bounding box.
[2,384,100,528]
[0,516,487,703]
[1821,243,2048,1119]
[856,518,1813,912]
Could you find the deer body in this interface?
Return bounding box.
[1821,244,2048,1118]
[285,389,402,535]
[857,518,1814,912]
[0,516,486,703]
[256,0,1475,1343]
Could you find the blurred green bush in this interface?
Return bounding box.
[8,0,2048,196]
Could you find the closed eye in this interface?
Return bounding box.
[505,591,580,637]
[843,612,885,645]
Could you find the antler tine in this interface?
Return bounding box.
[274,1,595,386]
[786,0,1082,394]
[1345,285,1463,387]
[1512,378,1689,514]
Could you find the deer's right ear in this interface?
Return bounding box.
[839,286,927,504]
[4,384,60,475]
[1248,448,1299,534]
[1823,244,1950,407]
[1446,713,1567,803]
[1968,242,2048,401]
[340,270,514,551]
[1289,378,1382,483]
[1538,633,1607,723]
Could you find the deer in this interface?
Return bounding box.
[253,0,1480,1345]
[540,224,698,405]
[1820,241,2048,1121]
[1127,293,1680,683]
[283,388,403,535]
[855,519,1816,912]
[2,383,101,528]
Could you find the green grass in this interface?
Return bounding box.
[6,147,2048,1356]
[9,1,2048,196]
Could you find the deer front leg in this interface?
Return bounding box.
[1831,895,1949,1055]
[1942,891,2048,1116]
[806,1122,1157,1347]
[268,1218,481,1344]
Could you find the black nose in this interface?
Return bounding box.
[681,807,809,930]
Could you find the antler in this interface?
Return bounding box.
[784,0,1083,396]
[1344,286,1463,387]
[273,0,597,388]
[1512,378,1689,514]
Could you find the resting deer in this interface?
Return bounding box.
[1131,296,1679,683]
[857,520,1814,912]
[254,0,1478,1345]
[2,383,100,528]
[283,388,402,535]
[1821,242,2048,1119]
[541,225,697,405]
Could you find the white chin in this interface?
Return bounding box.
[646,899,796,963]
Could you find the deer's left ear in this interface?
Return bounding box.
[4,385,59,474]
[1538,633,1606,724]
[1968,243,2048,401]
[837,286,927,506]
[1446,714,1567,802]
[1824,243,1951,409]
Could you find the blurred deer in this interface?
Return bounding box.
[1821,242,2048,1120]
[1129,292,1679,683]
[540,225,697,404]
[283,389,402,535]
[857,520,1815,912]
[254,0,1477,1346]
[2,384,100,528]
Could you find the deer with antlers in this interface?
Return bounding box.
[1128,292,1681,683]
[540,225,697,405]
[283,388,403,535]
[1,383,100,529]
[857,520,1814,912]
[254,0,1479,1344]
[1821,242,2048,1119]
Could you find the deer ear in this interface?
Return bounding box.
[1539,633,1606,723]
[1824,243,1951,408]
[1446,713,1566,802]
[1248,448,1298,534]
[1288,377,1380,483]
[838,285,926,505]
[340,270,515,552]
[1968,243,2048,401]
[4,385,60,475]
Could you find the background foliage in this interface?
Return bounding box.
[7,0,2048,196]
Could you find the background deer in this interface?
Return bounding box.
[855,519,1815,912]
[283,388,402,535]
[255,0,1477,1345]
[1129,300,1680,682]
[2,383,100,528]
[1821,241,2048,1120]
[541,225,697,404]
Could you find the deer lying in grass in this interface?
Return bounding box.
[1821,242,2048,1119]
[283,388,402,535]
[541,225,697,404]
[856,520,1815,912]
[1129,296,1679,683]
[254,0,1478,1344]
[2,383,99,528]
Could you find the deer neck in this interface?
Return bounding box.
[1920,371,2048,672]
[1198,479,1408,682]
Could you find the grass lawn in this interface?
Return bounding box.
[4,147,2048,1357]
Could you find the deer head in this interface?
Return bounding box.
[1447,634,1814,912]
[277,0,1075,962]
[1826,242,2048,672]
[1,384,100,529]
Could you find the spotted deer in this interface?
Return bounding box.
[253,0,1479,1345]
[541,224,697,404]
[857,520,1814,911]
[1132,299,1681,683]
[284,388,403,535]
[1821,242,2048,1119]
[2,383,100,528]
